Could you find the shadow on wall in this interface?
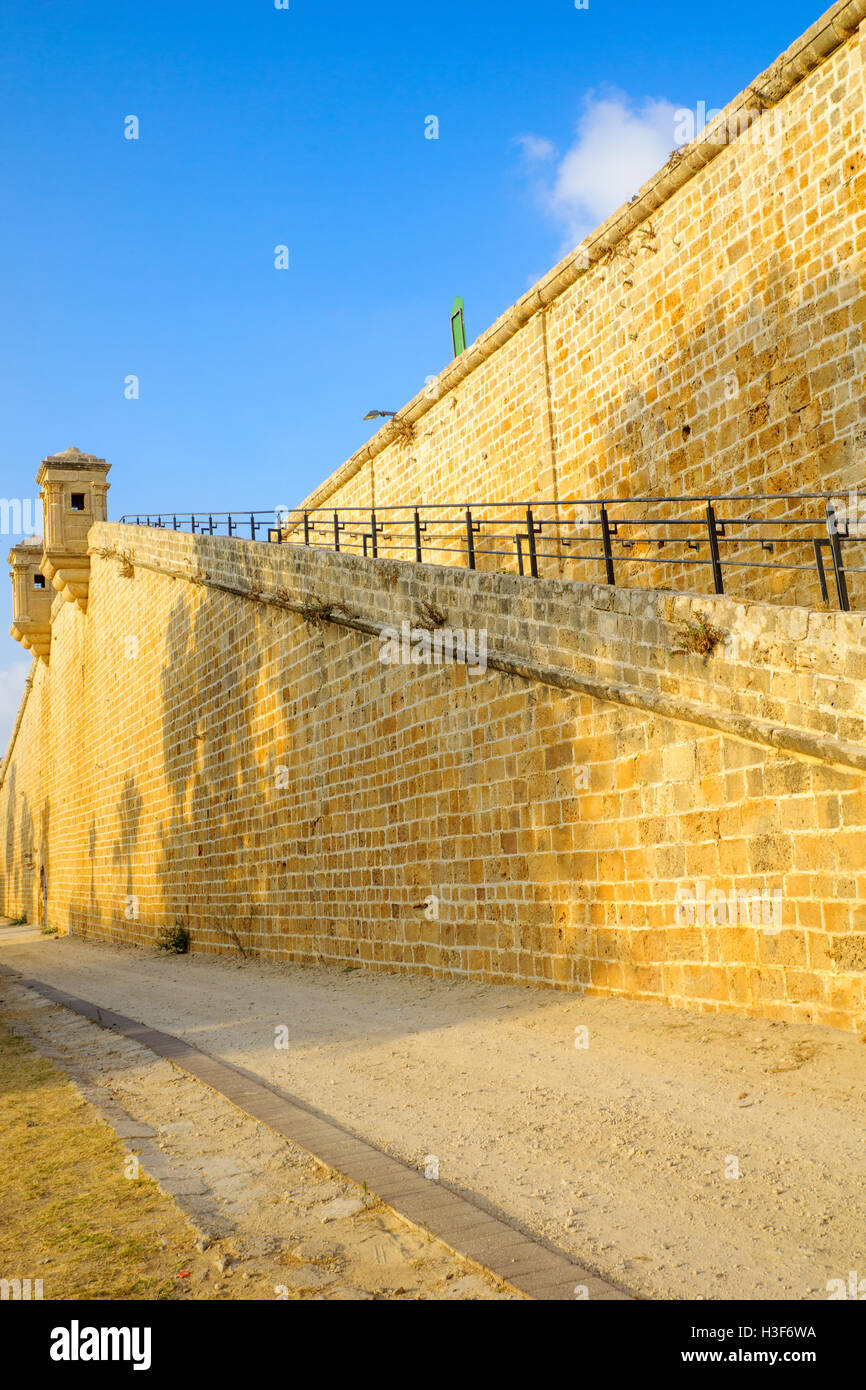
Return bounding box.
[87,818,103,937]
[1,767,51,929]
[111,775,142,934]
[37,799,49,928]
[154,550,269,957]
[131,535,629,989]
[29,537,303,956]
[2,766,27,917]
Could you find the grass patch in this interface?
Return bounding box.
[157,921,190,954]
[0,1019,202,1300]
[671,610,726,657]
[298,597,355,627]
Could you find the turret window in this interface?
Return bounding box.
[33,574,46,589]
[70,493,85,511]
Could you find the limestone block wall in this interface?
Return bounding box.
[2,521,865,1032]
[292,2,866,609]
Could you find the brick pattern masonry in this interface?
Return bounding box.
[2,525,865,1033]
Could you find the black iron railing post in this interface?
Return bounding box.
[370,509,378,558]
[333,511,341,552]
[826,502,850,611]
[465,508,476,570]
[599,505,615,585]
[705,501,724,595]
[414,509,423,564]
[515,535,525,577]
[525,506,539,578]
[813,540,829,604]
[303,511,310,546]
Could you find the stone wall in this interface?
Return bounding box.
[2,521,865,1032]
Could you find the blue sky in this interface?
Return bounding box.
[0,0,823,743]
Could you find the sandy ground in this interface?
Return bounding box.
[2,927,864,1301]
[0,963,515,1300]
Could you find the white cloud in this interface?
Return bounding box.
[0,659,31,757]
[520,91,681,248]
[514,134,556,165]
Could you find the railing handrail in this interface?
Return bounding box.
[115,493,866,612]
[121,490,866,520]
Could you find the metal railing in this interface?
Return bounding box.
[118,492,866,611]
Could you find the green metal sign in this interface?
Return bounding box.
[451,296,467,357]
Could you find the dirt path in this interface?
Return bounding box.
[0,964,515,1300]
[2,928,864,1301]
